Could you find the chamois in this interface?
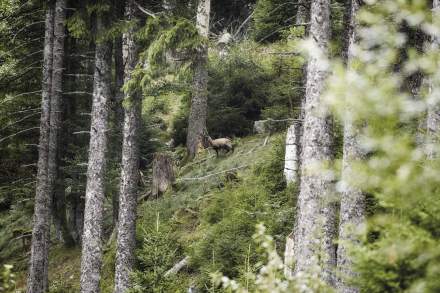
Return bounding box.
[202,134,234,157]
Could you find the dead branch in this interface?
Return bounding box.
[1,111,41,131]
[0,127,39,143]
[134,1,156,18]
[164,256,189,277]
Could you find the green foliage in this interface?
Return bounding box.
[0,265,16,293]
[323,0,440,291]
[212,224,331,293]
[251,0,297,42]
[190,135,296,288]
[130,214,188,293]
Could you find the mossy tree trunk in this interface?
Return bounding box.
[186,0,211,159]
[80,10,113,293]
[27,3,54,292]
[114,0,142,291]
[292,0,336,285]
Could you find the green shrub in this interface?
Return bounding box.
[190,135,296,288]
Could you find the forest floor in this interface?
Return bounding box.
[8,133,277,292]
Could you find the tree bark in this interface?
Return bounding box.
[80,11,113,293]
[336,2,365,292]
[27,3,54,293]
[186,0,211,159]
[112,0,126,230]
[292,0,336,285]
[47,0,73,246]
[284,121,301,184]
[114,1,141,292]
[427,1,440,158]
[152,153,175,197]
[296,0,309,25]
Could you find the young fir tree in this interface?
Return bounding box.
[27,3,54,292]
[292,0,336,285]
[114,0,142,291]
[186,0,211,158]
[80,8,113,293]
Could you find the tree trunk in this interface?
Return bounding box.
[292,0,336,285]
[296,0,309,25]
[284,0,310,188]
[336,2,365,292]
[27,4,54,293]
[114,1,141,292]
[47,0,73,246]
[284,121,301,184]
[186,0,211,159]
[80,11,113,293]
[152,153,175,197]
[427,1,440,158]
[112,0,125,230]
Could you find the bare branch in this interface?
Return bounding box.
[1,111,41,131]
[72,131,90,135]
[0,127,39,143]
[63,91,93,96]
[134,1,156,18]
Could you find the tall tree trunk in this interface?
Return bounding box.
[336,1,365,292]
[283,0,310,185]
[292,0,335,285]
[80,11,113,293]
[186,0,211,159]
[427,1,440,158]
[27,4,54,293]
[112,0,125,230]
[114,1,141,292]
[47,0,73,246]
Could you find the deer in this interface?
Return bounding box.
[200,133,234,157]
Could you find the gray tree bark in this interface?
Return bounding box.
[47,0,72,246]
[427,1,440,158]
[296,0,309,25]
[336,2,365,292]
[114,1,141,292]
[186,0,211,158]
[27,4,54,293]
[80,11,113,293]
[152,153,175,197]
[292,0,336,285]
[112,0,126,229]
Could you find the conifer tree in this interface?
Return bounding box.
[336,1,365,292]
[186,0,211,158]
[27,3,54,292]
[292,0,336,285]
[114,0,142,291]
[80,8,113,293]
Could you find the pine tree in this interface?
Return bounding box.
[336,1,365,292]
[80,9,113,293]
[27,3,54,292]
[292,0,336,285]
[186,0,211,158]
[114,0,142,291]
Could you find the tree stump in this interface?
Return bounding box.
[152,153,175,197]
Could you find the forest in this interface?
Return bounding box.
[1,0,440,292]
